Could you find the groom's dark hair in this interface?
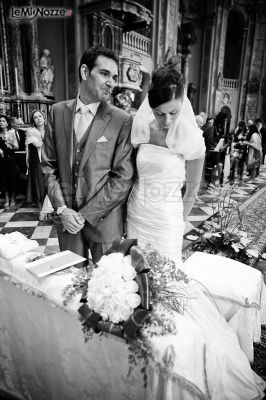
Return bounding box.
[148,64,184,109]
[78,45,118,82]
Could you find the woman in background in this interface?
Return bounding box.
[230,120,248,181]
[26,110,53,220]
[0,114,19,208]
[244,124,262,183]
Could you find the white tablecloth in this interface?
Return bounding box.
[0,252,210,400]
[0,251,265,400]
[183,251,266,362]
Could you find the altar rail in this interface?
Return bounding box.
[222,78,238,90]
[1,98,54,124]
[122,31,152,56]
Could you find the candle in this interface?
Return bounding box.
[14,67,19,95]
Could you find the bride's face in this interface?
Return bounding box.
[153,98,183,129]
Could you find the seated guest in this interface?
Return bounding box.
[9,116,25,151]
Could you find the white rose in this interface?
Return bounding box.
[101,312,109,321]
[101,287,113,297]
[106,252,124,266]
[123,280,139,293]
[110,313,121,323]
[122,255,132,267]
[110,304,132,323]
[119,306,133,321]
[122,265,136,281]
[125,293,141,308]
[104,302,116,318]
[96,255,109,268]
[109,275,123,287]
[87,293,96,308]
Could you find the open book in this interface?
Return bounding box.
[26,250,86,278]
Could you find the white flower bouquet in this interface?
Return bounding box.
[86,252,141,324]
[63,239,189,385]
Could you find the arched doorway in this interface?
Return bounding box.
[223,9,245,80]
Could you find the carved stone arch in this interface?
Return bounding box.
[102,23,113,50]
[229,4,248,25]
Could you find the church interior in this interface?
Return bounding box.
[0,0,266,398]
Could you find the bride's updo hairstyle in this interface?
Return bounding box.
[148,64,184,109]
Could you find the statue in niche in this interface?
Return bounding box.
[222,92,231,105]
[40,49,54,97]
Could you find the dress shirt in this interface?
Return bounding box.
[74,97,100,141]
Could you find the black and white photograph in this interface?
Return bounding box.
[0,1,266,399]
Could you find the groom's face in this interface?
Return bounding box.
[81,55,118,103]
[153,98,183,129]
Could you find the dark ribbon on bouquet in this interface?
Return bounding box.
[78,304,124,337]
[122,245,151,339]
[130,246,150,310]
[78,303,101,333]
[124,308,151,339]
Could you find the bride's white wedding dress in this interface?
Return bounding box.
[127,144,266,400]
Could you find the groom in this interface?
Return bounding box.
[41,45,135,263]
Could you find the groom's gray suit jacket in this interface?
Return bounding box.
[41,98,135,243]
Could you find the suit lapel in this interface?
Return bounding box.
[64,99,76,168]
[79,102,111,171]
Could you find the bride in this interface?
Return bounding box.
[127,63,266,399]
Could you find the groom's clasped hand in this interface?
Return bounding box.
[60,208,85,234]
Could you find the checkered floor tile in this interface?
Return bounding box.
[189,164,266,227]
[0,165,266,255]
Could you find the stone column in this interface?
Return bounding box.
[23,0,42,97]
[153,0,180,65]
[8,21,25,97]
[26,19,41,96]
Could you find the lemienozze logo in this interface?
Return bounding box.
[10,7,73,21]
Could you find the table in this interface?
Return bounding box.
[0,252,211,400]
[183,251,266,362]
